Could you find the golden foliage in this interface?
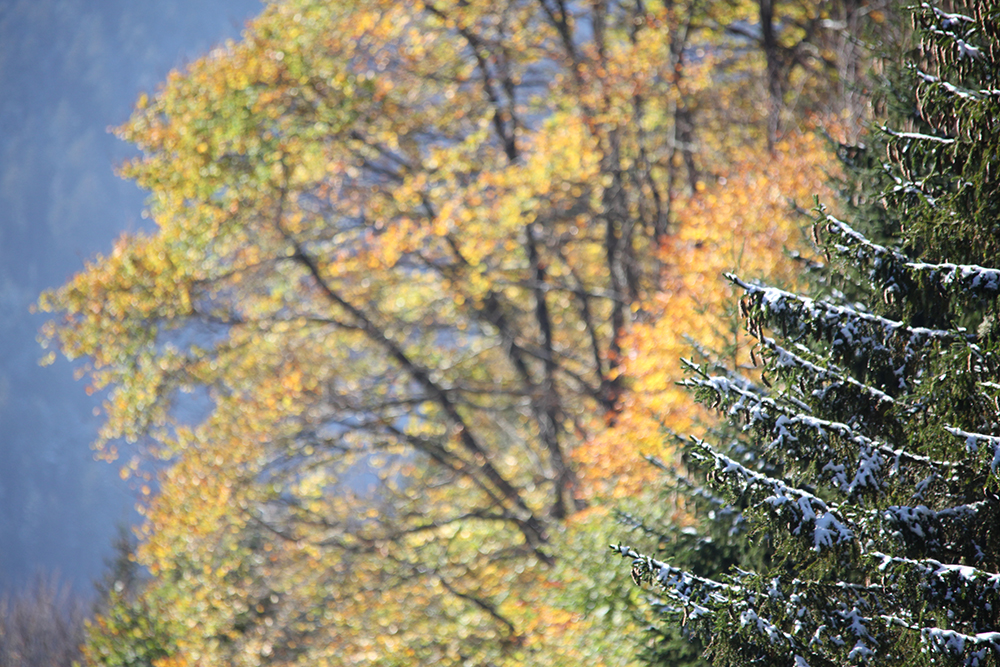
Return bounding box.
[578,129,841,499]
[37,0,865,665]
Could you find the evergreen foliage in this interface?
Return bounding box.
[616,3,1000,666]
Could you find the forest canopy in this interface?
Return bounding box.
[38,0,875,665]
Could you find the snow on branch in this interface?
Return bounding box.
[915,69,982,101]
[691,438,855,551]
[945,426,1000,476]
[679,373,831,455]
[680,354,770,396]
[738,606,801,649]
[760,336,896,407]
[823,216,1000,303]
[883,614,1000,667]
[821,216,909,265]
[683,372,963,498]
[925,3,974,26]
[906,262,1000,298]
[873,551,1000,594]
[922,628,1000,666]
[922,5,984,61]
[724,574,880,660]
[614,547,842,663]
[611,544,732,619]
[729,274,955,348]
[882,126,956,144]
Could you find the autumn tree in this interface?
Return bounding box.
[40,0,863,664]
[584,122,843,667]
[617,2,1000,666]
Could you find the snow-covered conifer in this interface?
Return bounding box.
[616,3,1000,666]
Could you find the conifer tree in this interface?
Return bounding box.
[616,3,1000,666]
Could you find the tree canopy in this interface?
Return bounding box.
[617,2,1000,665]
[38,0,869,665]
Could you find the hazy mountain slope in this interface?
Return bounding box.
[0,0,261,593]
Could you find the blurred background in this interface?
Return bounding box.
[0,0,263,597]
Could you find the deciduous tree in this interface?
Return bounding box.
[39,0,863,664]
